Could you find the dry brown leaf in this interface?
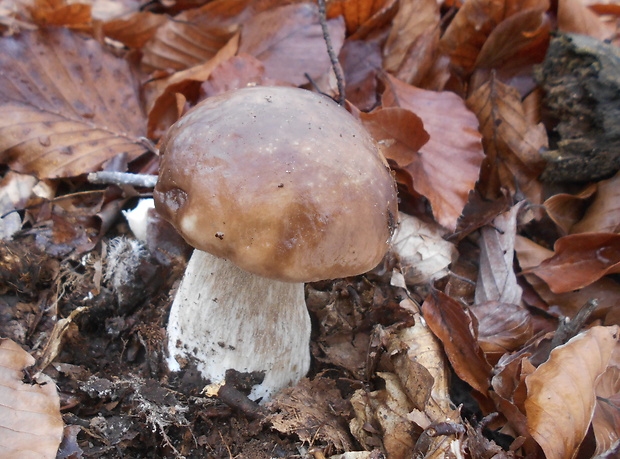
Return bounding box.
[544,184,598,235]
[558,0,617,41]
[389,212,457,285]
[327,0,393,35]
[526,233,620,294]
[422,289,492,394]
[339,38,382,111]
[467,74,547,203]
[0,28,147,178]
[572,171,620,234]
[238,3,345,86]
[359,107,429,168]
[382,74,484,231]
[0,338,63,458]
[515,235,620,321]
[525,325,619,459]
[141,0,252,72]
[382,0,440,85]
[28,0,92,28]
[592,365,620,455]
[102,11,166,49]
[200,53,269,98]
[475,202,523,305]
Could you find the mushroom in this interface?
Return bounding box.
[154,86,398,401]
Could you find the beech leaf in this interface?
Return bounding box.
[525,325,619,459]
[382,74,484,231]
[0,28,147,178]
[572,171,620,234]
[0,338,63,458]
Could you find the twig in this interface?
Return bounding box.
[317,0,345,105]
[88,171,158,188]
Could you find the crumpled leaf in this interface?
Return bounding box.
[0,28,147,178]
[572,171,620,234]
[389,212,457,285]
[592,364,620,456]
[268,377,354,451]
[525,325,619,459]
[238,3,345,86]
[327,0,396,37]
[0,338,64,458]
[102,11,166,49]
[382,74,484,231]
[558,0,617,41]
[467,74,547,202]
[526,233,620,294]
[544,184,598,235]
[475,202,523,305]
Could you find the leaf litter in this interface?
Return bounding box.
[0,0,619,458]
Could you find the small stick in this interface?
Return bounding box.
[87,171,157,188]
[317,0,346,105]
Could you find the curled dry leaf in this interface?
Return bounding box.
[525,325,619,459]
[526,233,620,294]
[27,0,92,28]
[389,212,457,285]
[544,183,598,235]
[558,0,617,41]
[102,11,167,49]
[238,3,345,86]
[421,289,492,394]
[0,338,63,458]
[475,202,524,306]
[382,74,484,231]
[327,0,396,36]
[466,75,547,203]
[0,28,147,178]
[572,171,620,234]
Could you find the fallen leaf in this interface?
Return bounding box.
[558,0,617,41]
[0,28,147,178]
[339,38,382,111]
[544,183,598,234]
[28,0,92,28]
[592,364,620,456]
[102,11,166,49]
[382,74,485,231]
[572,171,620,234]
[200,54,269,98]
[525,325,619,459]
[327,0,395,36]
[422,289,492,394]
[0,338,64,458]
[467,74,547,203]
[141,0,252,72]
[475,202,524,305]
[238,3,345,86]
[526,233,620,294]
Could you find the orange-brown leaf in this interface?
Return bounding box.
[103,11,167,49]
[0,28,147,178]
[238,3,345,86]
[544,184,598,235]
[0,338,64,458]
[526,233,620,294]
[359,107,429,168]
[382,75,484,230]
[572,171,620,234]
[421,289,492,394]
[592,365,620,456]
[558,0,617,41]
[525,326,619,459]
[327,0,393,35]
[467,75,547,202]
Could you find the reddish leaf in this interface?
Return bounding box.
[382,74,484,230]
[0,28,147,178]
[200,54,269,98]
[525,326,619,459]
[466,74,547,202]
[572,171,620,234]
[103,11,167,49]
[327,0,396,36]
[526,233,620,294]
[359,107,429,168]
[238,3,345,86]
[421,289,492,394]
[339,38,382,111]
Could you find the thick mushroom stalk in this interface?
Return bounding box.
[167,251,310,401]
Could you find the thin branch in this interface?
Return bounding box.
[317,0,345,105]
[87,171,158,188]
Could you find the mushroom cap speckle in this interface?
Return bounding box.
[154,86,398,282]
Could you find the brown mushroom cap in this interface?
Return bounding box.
[154,86,397,282]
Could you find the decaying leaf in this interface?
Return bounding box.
[0,28,147,178]
[525,325,619,459]
[382,74,484,230]
[0,338,63,458]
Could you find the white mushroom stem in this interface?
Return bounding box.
[166,250,311,401]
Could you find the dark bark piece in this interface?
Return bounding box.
[535,33,620,182]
